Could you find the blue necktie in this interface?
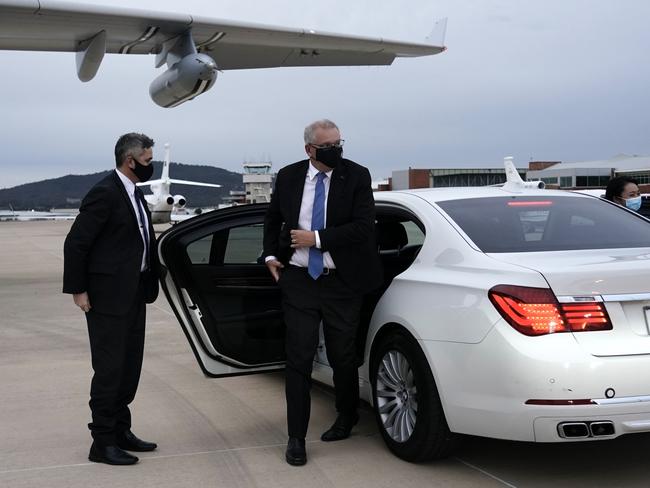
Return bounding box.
[308,172,326,280]
[134,187,150,270]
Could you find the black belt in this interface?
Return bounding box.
[288,265,336,275]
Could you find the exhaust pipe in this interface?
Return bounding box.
[590,421,615,437]
[557,421,616,439]
[558,422,589,438]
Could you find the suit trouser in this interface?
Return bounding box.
[85,280,146,446]
[279,266,362,439]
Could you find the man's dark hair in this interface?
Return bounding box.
[604,176,639,201]
[114,133,155,167]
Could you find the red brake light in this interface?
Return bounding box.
[507,201,553,207]
[489,285,612,336]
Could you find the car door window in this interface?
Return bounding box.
[402,220,425,246]
[187,235,213,264]
[223,224,264,264]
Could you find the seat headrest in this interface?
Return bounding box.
[376,221,408,250]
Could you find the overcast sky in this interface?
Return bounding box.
[1,0,649,188]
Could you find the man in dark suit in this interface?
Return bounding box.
[263,119,382,466]
[63,133,160,466]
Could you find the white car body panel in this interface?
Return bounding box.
[422,322,650,442]
[488,249,650,297]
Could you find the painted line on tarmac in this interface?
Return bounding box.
[0,441,312,475]
[0,462,96,476]
[454,457,518,488]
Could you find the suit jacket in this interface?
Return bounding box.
[63,171,160,315]
[263,158,382,295]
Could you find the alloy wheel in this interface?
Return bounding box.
[375,350,418,442]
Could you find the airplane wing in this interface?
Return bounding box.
[168,179,222,188]
[0,1,446,106]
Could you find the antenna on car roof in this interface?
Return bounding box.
[502,156,545,193]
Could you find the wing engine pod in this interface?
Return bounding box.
[149,53,218,108]
[173,195,186,207]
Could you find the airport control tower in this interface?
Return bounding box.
[242,162,274,204]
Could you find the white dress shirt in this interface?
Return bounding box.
[115,169,149,272]
[266,161,335,269]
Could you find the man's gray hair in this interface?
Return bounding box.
[114,132,155,167]
[304,119,339,144]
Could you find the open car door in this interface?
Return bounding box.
[158,204,285,377]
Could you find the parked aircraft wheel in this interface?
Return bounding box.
[371,329,460,462]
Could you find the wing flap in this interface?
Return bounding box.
[203,43,395,70]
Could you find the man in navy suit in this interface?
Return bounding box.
[63,133,160,466]
[263,119,382,466]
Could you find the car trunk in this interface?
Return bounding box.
[487,248,650,357]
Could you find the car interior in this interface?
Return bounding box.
[163,208,425,368]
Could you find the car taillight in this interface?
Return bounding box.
[560,303,610,331]
[488,285,612,336]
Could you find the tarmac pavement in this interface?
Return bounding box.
[1,220,649,488]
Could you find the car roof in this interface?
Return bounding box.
[379,187,593,204]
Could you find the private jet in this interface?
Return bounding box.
[138,143,221,224]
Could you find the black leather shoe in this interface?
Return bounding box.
[285,437,307,466]
[320,413,360,442]
[116,430,158,452]
[88,443,139,465]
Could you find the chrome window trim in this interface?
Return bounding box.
[556,293,650,303]
[594,395,650,405]
[601,293,650,302]
[556,295,604,303]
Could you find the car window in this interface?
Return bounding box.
[223,224,264,264]
[187,235,212,264]
[438,196,650,253]
[186,224,264,265]
[517,210,550,242]
[403,221,425,246]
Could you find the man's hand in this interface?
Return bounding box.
[73,292,91,313]
[290,229,316,249]
[266,259,285,282]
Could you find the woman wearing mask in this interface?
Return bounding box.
[604,176,642,212]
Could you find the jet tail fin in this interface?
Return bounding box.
[426,18,448,48]
[502,156,545,192]
[161,143,171,182]
[137,142,172,188]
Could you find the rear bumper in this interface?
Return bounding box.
[534,409,650,442]
[420,321,650,442]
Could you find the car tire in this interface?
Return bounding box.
[370,329,460,462]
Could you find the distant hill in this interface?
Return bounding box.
[0,162,244,210]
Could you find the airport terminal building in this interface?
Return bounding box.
[386,155,650,191]
[526,154,650,189]
[390,167,528,190]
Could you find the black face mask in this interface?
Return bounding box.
[315,146,343,169]
[131,157,154,182]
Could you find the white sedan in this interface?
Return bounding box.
[158,181,650,462]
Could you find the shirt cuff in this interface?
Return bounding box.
[314,231,321,249]
[265,255,277,263]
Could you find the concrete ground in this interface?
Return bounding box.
[1,220,650,488]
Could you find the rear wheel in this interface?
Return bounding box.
[371,329,460,462]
